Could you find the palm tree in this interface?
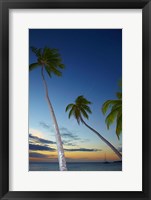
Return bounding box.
[102,82,122,140]
[29,47,67,171]
[65,96,122,160]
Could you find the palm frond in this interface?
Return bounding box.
[118,80,122,88]
[65,104,74,112]
[76,96,92,105]
[51,68,62,77]
[29,63,40,71]
[116,113,122,139]
[46,64,62,77]
[105,108,118,129]
[58,63,65,69]
[102,100,120,114]
[45,66,51,77]
[74,109,81,124]
[80,107,89,119]
[111,102,121,112]
[68,107,75,119]
[116,92,122,99]
[31,47,42,58]
[81,104,92,114]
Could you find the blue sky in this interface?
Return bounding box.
[29,29,122,162]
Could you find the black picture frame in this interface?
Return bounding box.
[0,0,150,199]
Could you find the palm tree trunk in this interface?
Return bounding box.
[41,67,67,171]
[81,117,122,160]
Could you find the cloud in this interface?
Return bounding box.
[80,139,90,143]
[29,133,77,149]
[29,135,100,152]
[29,133,78,147]
[39,123,81,141]
[29,134,56,144]
[64,148,102,152]
[29,152,49,158]
[29,129,44,138]
[38,122,84,146]
[60,127,80,140]
[59,127,68,132]
[39,122,51,129]
[31,123,91,148]
[60,130,82,147]
[63,140,77,147]
[61,133,80,140]
[60,127,89,142]
[65,157,95,162]
[29,144,56,151]
[60,127,90,145]
[60,127,90,146]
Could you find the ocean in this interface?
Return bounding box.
[29,161,122,171]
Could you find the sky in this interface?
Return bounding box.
[29,29,122,163]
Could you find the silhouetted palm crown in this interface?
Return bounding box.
[102,84,122,139]
[29,47,65,76]
[65,96,92,124]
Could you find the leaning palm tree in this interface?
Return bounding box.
[30,47,67,171]
[65,96,122,160]
[102,82,122,139]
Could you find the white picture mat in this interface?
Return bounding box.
[9,9,142,191]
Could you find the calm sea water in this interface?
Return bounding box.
[29,162,122,171]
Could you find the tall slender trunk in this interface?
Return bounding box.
[41,67,67,171]
[81,117,122,160]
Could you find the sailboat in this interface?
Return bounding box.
[104,152,110,164]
